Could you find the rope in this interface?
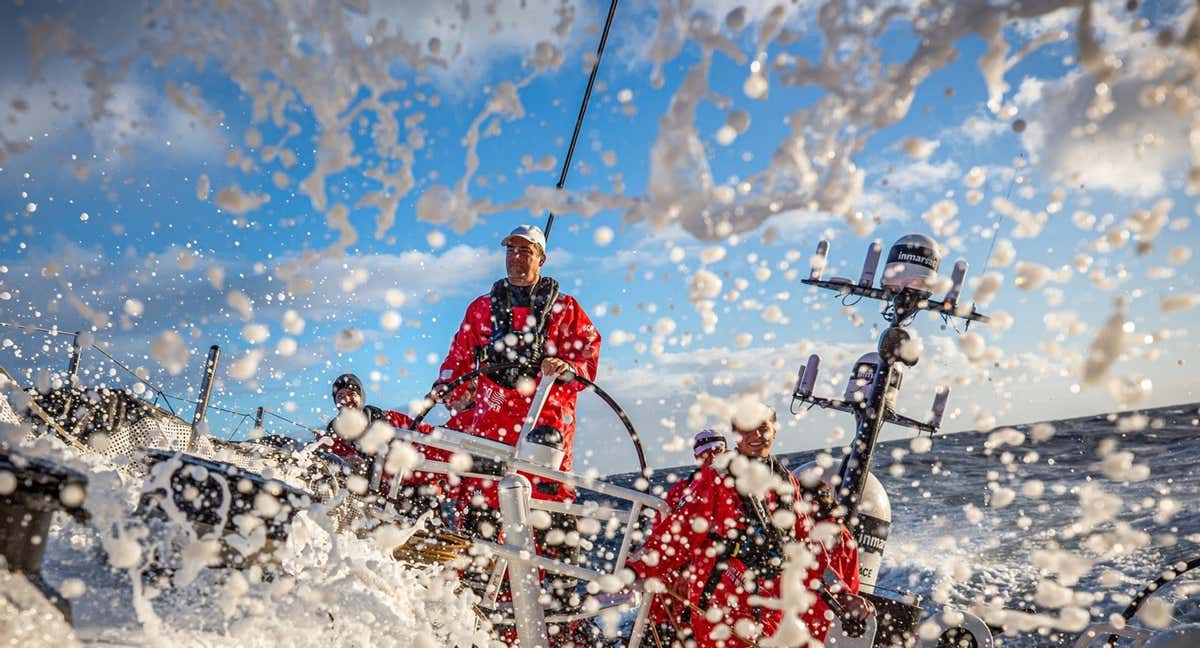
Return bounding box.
[225,413,251,441]
[263,408,324,435]
[543,0,620,241]
[0,321,65,336]
[648,624,665,648]
[1,320,326,437]
[978,154,1022,273]
[87,343,188,415]
[392,529,474,565]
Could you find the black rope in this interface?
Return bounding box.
[263,408,323,435]
[89,343,182,416]
[226,413,250,441]
[89,345,320,434]
[0,321,66,336]
[543,0,620,242]
[208,403,248,416]
[1,321,329,437]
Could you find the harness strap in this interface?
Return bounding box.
[691,558,729,621]
[480,277,561,388]
[487,277,560,344]
[661,588,762,648]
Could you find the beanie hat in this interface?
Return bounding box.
[332,373,364,398]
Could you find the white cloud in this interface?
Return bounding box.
[884,159,962,191]
[289,244,503,307]
[0,31,227,166]
[1019,69,1190,197]
[1009,1,1194,197]
[347,0,586,84]
[1012,76,1046,109]
[90,79,227,160]
[960,115,1008,144]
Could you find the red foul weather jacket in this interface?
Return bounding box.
[647,469,704,628]
[802,520,861,643]
[627,457,819,647]
[437,286,600,502]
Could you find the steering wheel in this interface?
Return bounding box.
[1107,555,1200,645]
[410,361,648,475]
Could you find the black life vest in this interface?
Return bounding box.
[478,277,560,389]
[690,456,798,620]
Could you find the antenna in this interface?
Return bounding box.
[929,386,951,429]
[543,0,620,242]
[802,239,990,325]
[792,234,992,518]
[944,260,968,307]
[858,241,882,287]
[793,354,820,399]
[810,240,830,281]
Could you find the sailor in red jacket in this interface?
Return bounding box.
[319,373,449,519]
[798,479,864,643]
[431,225,601,642]
[431,224,601,510]
[626,404,873,647]
[646,429,728,646]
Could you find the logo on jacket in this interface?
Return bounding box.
[483,386,507,411]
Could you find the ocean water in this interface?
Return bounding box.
[613,402,1200,646]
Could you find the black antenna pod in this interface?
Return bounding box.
[542,0,620,243]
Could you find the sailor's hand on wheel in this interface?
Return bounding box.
[428,382,451,403]
[430,382,473,413]
[540,357,574,380]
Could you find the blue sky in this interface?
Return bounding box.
[0,0,1196,474]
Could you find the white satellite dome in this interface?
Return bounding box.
[882,234,941,294]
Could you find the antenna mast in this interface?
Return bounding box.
[543,0,620,242]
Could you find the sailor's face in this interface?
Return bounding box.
[734,420,776,458]
[695,444,725,465]
[334,387,363,409]
[505,240,545,286]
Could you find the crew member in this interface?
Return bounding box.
[321,373,447,519]
[626,403,873,647]
[432,224,600,512]
[799,479,864,643]
[322,373,388,460]
[431,224,601,639]
[646,429,728,647]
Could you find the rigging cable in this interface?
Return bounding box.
[263,408,324,435]
[88,343,182,416]
[0,321,65,336]
[543,0,620,242]
[0,320,324,435]
[978,154,1022,274]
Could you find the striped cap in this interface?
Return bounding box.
[693,429,726,457]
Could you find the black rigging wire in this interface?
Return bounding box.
[543,0,620,242]
[87,343,182,416]
[978,154,1023,273]
[264,408,323,435]
[0,321,64,336]
[225,413,251,441]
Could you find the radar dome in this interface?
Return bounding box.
[882,234,940,294]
